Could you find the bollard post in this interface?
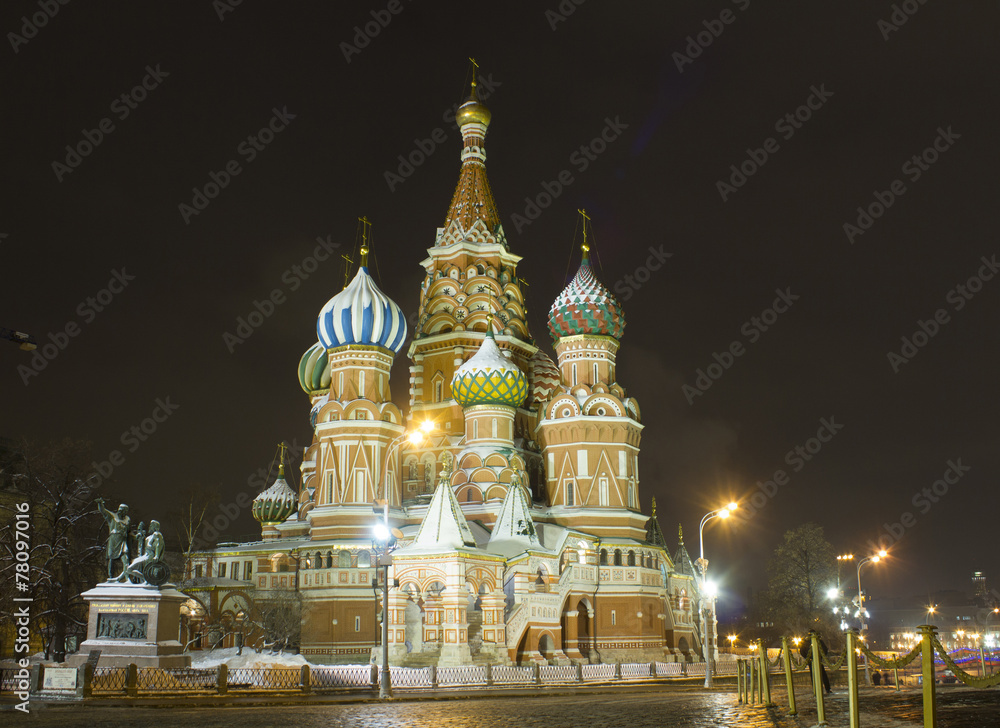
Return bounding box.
[749,655,757,705]
[737,660,744,703]
[681,660,687,677]
[485,663,493,687]
[846,630,859,728]
[126,663,138,698]
[758,640,773,706]
[81,663,94,699]
[371,664,378,690]
[894,665,900,692]
[533,662,542,685]
[300,664,310,694]
[614,662,622,681]
[810,633,827,727]
[650,661,657,678]
[919,624,938,728]
[781,637,797,716]
[576,663,583,683]
[217,663,228,695]
[428,665,437,689]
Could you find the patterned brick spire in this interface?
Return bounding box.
[439,78,501,246]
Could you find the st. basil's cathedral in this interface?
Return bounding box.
[187,76,712,667]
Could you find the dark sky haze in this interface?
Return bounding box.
[3,1,999,609]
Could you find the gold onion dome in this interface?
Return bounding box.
[455,82,491,128]
[451,328,527,408]
[251,464,297,526]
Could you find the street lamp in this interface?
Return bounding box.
[373,422,435,699]
[697,501,738,688]
[856,549,887,685]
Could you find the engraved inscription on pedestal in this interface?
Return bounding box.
[96,613,149,640]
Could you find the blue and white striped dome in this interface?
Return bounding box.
[317,267,407,353]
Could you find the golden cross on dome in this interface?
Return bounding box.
[358,215,371,267]
[578,208,591,256]
[278,441,288,476]
[341,253,353,289]
[469,57,479,93]
[652,496,657,518]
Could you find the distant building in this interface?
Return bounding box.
[187,80,705,666]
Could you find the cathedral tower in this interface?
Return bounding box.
[403,74,542,501]
[536,234,647,540]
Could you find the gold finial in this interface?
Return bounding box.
[340,252,354,289]
[578,209,591,260]
[358,215,371,267]
[278,442,288,478]
[678,523,684,544]
[651,496,657,518]
[469,57,479,95]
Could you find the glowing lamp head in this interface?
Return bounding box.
[718,509,730,519]
[872,555,880,563]
[420,420,435,433]
[827,587,839,600]
[372,523,390,543]
[878,549,888,558]
[704,580,719,598]
[407,431,424,446]
[727,502,738,512]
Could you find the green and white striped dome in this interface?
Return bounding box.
[451,329,527,409]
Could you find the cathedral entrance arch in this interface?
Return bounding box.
[537,632,556,661]
[576,598,592,660]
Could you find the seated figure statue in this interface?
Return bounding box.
[120,520,167,585]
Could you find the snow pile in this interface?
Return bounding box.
[189,647,311,670]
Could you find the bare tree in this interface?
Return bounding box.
[246,588,304,653]
[169,485,219,578]
[764,522,839,640]
[0,439,107,661]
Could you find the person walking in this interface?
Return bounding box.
[800,629,832,694]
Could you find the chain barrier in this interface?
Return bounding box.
[820,651,846,671]
[856,640,921,670]
[932,636,1000,689]
[767,645,783,667]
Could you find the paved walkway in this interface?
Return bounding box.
[4,684,998,727]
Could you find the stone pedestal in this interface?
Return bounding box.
[66,583,191,668]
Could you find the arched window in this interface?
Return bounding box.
[326,551,333,568]
[338,550,350,568]
[358,550,371,568]
[599,549,608,565]
[627,550,636,567]
[614,549,622,566]
[315,551,322,569]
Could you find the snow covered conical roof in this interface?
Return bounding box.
[487,478,540,557]
[411,474,477,550]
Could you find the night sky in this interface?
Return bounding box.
[3,2,998,610]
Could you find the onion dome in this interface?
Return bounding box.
[548,247,625,341]
[317,267,407,353]
[298,342,331,394]
[455,82,492,128]
[529,348,560,405]
[252,464,297,526]
[452,329,528,408]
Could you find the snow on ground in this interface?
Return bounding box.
[188,647,370,671]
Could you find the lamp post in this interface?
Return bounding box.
[697,501,738,688]
[373,421,435,699]
[856,549,887,685]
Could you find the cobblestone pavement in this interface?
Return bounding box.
[7,685,999,727]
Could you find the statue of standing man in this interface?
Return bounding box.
[95,498,131,581]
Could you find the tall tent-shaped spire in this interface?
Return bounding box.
[411,460,477,549]
[487,477,541,557]
[672,523,697,578]
[438,59,502,247]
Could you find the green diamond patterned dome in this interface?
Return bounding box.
[452,329,528,408]
[548,249,625,341]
